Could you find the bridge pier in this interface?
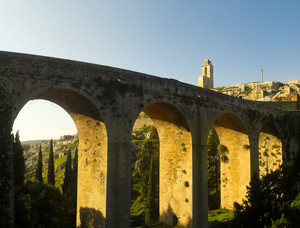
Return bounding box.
[105,123,132,228]
[248,131,259,179]
[76,115,108,227]
[0,120,14,228]
[0,80,14,227]
[191,116,209,228]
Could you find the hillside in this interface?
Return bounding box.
[22,134,78,190]
[212,80,300,102]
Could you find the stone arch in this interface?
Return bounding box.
[13,88,108,227]
[131,102,192,227]
[212,112,250,209]
[259,122,282,177]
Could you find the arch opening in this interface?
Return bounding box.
[12,99,78,227]
[131,102,192,227]
[13,88,108,227]
[259,122,282,178]
[212,113,250,210]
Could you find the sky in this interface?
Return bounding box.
[13,100,77,141]
[3,0,300,140]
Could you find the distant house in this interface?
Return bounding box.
[60,135,74,141]
[287,79,299,84]
[58,152,66,158]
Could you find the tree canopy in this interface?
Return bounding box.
[13,130,25,187]
[35,144,43,183]
[47,139,55,185]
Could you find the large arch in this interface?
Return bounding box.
[14,88,108,227]
[132,102,192,227]
[259,122,282,177]
[213,113,250,209]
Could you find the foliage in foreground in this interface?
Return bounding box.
[234,165,300,227]
[13,132,78,227]
[14,181,76,228]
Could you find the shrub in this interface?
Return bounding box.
[14,181,76,227]
[234,166,299,227]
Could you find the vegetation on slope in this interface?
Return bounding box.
[23,136,79,190]
[14,134,78,227]
[131,125,159,227]
[208,209,235,225]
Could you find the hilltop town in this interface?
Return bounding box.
[213,80,300,102]
[199,59,300,103]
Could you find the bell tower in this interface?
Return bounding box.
[198,59,213,89]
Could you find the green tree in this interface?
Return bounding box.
[207,127,220,209]
[47,139,55,185]
[73,147,78,184]
[130,126,159,226]
[13,130,25,187]
[70,147,78,201]
[62,149,73,194]
[35,144,43,183]
[234,166,292,227]
[145,155,159,225]
[14,181,76,227]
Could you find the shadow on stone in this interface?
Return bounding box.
[160,204,193,227]
[159,204,192,227]
[79,207,105,228]
[160,204,178,226]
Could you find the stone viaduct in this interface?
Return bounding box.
[0,51,299,227]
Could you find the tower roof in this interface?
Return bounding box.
[203,59,212,66]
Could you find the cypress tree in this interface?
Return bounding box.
[207,127,221,209]
[207,127,220,192]
[13,131,25,187]
[145,155,159,225]
[35,144,43,183]
[73,147,78,185]
[71,147,78,201]
[47,139,55,185]
[62,149,72,194]
[66,147,78,217]
[69,147,78,201]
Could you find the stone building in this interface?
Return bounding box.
[198,59,214,89]
[60,135,74,141]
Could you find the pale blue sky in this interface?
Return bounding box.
[4,0,300,140]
